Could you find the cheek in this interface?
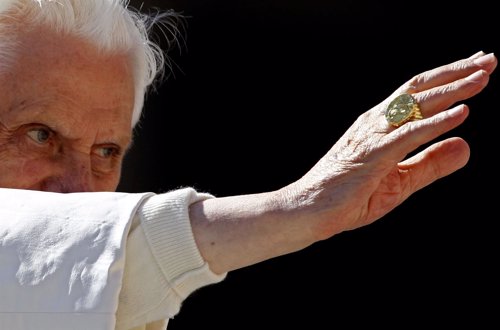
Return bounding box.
[93,166,123,192]
[0,148,48,188]
[93,175,121,192]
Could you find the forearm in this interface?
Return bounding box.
[189,187,332,275]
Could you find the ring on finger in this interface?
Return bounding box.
[385,93,423,127]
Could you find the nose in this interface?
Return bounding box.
[41,153,94,193]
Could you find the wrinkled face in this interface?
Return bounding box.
[0,26,135,192]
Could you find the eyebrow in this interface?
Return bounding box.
[6,99,133,148]
[7,97,52,116]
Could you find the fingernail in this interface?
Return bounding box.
[469,50,485,59]
[473,53,495,66]
[447,104,466,116]
[465,70,486,82]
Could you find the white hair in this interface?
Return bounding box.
[0,0,185,127]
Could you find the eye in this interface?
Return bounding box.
[91,145,122,175]
[95,146,120,158]
[26,127,53,144]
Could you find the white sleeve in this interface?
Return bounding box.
[0,188,152,330]
[115,188,227,330]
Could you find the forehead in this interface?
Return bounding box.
[0,25,135,138]
[14,26,134,102]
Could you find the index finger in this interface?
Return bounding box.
[397,52,497,95]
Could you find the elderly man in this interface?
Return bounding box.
[0,1,497,330]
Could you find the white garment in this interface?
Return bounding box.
[116,189,226,330]
[0,188,226,330]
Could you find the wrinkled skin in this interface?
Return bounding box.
[292,52,497,235]
[190,51,498,274]
[0,26,135,192]
[0,22,496,276]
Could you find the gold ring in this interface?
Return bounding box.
[385,93,423,127]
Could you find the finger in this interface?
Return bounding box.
[382,104,469,162]
[398,52,497,94]
[468,50,486,59]
[413,68,491,119]
[378,52,496,131]
[398,137,470,194]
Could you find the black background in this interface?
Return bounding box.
[119,1,498,328]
